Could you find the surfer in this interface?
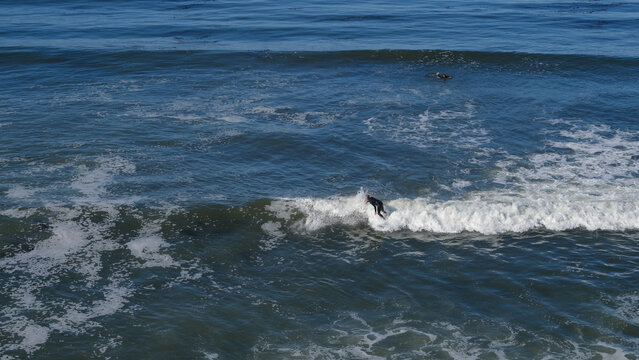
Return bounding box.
[365,195,386,219]
[435,72,452,80]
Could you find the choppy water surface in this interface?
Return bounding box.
[1,1,639,359]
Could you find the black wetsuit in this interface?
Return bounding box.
[366,196,385,218]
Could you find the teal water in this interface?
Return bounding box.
[1,1,639,359]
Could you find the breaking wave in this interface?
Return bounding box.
[270,123,639,235]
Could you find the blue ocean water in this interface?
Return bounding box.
[1,1,639,359]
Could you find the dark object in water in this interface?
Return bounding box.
[435,72,452,80]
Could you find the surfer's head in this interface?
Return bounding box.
[366,195,370,200]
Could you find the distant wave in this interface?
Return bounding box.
[2,48,638,70]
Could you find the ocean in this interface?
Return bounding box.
[1,1,639,359]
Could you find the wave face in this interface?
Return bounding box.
[2,48,638,73]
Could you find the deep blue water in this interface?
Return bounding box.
[1,1,639,359]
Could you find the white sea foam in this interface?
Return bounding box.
[251,314,500,360]
[452,180,472,190]
[94,335,123,358]
[247,106,335,127]
[17,324,49,354]
[254,314,634,359]
[51,281,133,334]
[268,192,367,232]
[248,105,281,115]
[5,185,38,200]
[364,101,488,151]
[0,156,142,355]
[71,156,135,202]
[0,220,90,276]
[126,225,178,268]
[260,221,285,250]
[589,343,638,360]
[615,292,639,326]
[0,230,130,355]
[202,352,219,360]
[219,115,247,123]
[0,207,38,218]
